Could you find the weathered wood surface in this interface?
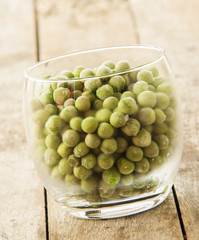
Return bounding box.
[0,0,46,239]
[132,0,199,239]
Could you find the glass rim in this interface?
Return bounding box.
[24,44,165,82]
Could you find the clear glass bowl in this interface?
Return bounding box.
[24,45,183,219]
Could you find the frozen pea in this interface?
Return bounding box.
[103,97,118,110]
[80,68,95,78]
[65,174,80,187]
[57,105,64,113]
[73,165,92,180]
[98,180,115,198]
[153,134,169,150]
[117,157,135,175]
[121,91,135,99]
[75,96,90,112]
[114,92,122,99]
[138,107,156,125]
[93,99,103,110]
[33,124,45,139]
[152,76,165,87]
[98,153,114,169]
[53,87,70,105]
[58,158,73,175]
[73,65,85,78]
[137,69,153,84]
[154,108,166,124]
[45,115,63,133]
[147,66,159,77]
[115,60,131,72]
[127,83,134,92]
[31,99,43,112]
[143,125,153,133]
[96,84,114,100]
[143,141,159,158]
[64,98,75,107]
[100,138,117,154]
[57,143,72,158]
[51,166,62,178]
[74,142,89,157]
[68,154,80,167]
[119,186,133,198]
[161,148,170,158]
[132,128,151,147]
[153,122,168,134]
[60,106,78,123]
[137,90,156,108]
[56,81,68,89]
[69,117,83,132]
[95,65,112,79]
[155,92,170,110]
[166,128,177,140]
[157,82,172,96]
[70,80,84,91]
[113,107,120,113]
[81,176,97,193]
[148,85,155,91]
[44,104,58,115]
[128,71,138,83]
[116,137,128,153]
[60,124,70,137]
[81,117,98,133]
[82,153,97,169]
[39,92,54,105]
[86,191,101,202]
[102,60,115,70]
[164,107,175,122]
[44,149,60,165]
[110,112,125,128]
[45,134,61,149]
[98,122,114,139]
[59,70,74,79]
[133,81,149,95]
[84,78,102,92]
[121,174,134,186]
[62,129,80,147]
[134,157,150,173]
[122,74,131,86]
[149,155,164,169]
[118,97,138,115]
[102,167,121,185]
[121,118,140,136]
[33,109,50,126]
[95,108,112,122]
[126,146,143,162]
[71,90,82,99]
[82,91,96,104]
[85,134,101,149]
[109,75,126,92]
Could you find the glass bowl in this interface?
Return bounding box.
[23,45,183,219]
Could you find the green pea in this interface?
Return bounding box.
[73,65,85,78]
[127,83,134,92]
[60,124,70,137]
[154,108,166,124]
[60,106,78,123]
[69,80,84,91]
[81,117,98,133]
[147,66,159,77]
[82,153,97,169]
[69,117,83,132]
[93,99,103,110]
[80,68,95,78]
[45,115,63,133]
[73,166,92,180]
[143,141,159,158]
[155,92,170,110]
[58,158,73,175]
[121,91,135,99]
[103,96,118,110]
[152,76,165,87]
[116,137,128,153]
[153,134,169,150]
[39,92,54,105]
[157,82,173,96]
[96,84,114,100]
[57,142,73,158]
[84,78,102,92]
[95,108,112,122]
[149,155,164,169]
[119,186,133,197]
[117,157,135,175]
[115,60,131,72]
[85,133,101,149]
[71,90,82,99]
[121,118,140,136]
[75,96,90,112]
[68,154,80,167]
[153,122,168,134]
[45,134,62,149]
[33,124,45,139]
[65,174,80,188]
[148,85,155,91]
[137,69,153,84]
[58,70,74,79]
[100,138,117,155]
[44,149,60,165]
[128,71,138,83]
[118,97,138,115]
[102,167,121,185]
[62,129,80,147]
[126,146,143,162]
[95,65,112,79]
[33,109,50,126]
[143,125,153,133]
[137,90,156,108]
[121,174,134,186]
[81,176,97,193]
[122,74,131,86]
[102,60,115,70]
[51,165,62,178]
[98,180,115,199]
[98,122,114,139]
[31,99,43,112]
[110,112,125,128]
[98,153,115,169]
[53,87,70,105]
[109,75,126,92]
[44,104,58,115]
[82,91,96,104]
[133,81,149,95]
[132,128,151,147]
[134,157,150,173]
[74,142,89,157]
[138,107,156,125]
[164,107,175,122]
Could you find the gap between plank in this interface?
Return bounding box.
[172,185,187,240]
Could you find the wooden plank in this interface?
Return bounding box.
[0,0,46,239]
[36,0,183,239]
[131,0,199,239]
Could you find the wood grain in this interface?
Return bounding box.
[36,0,183,239]
[131,0,199,239]
[0,0,46,239]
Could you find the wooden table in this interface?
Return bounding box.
[0,0,198,239]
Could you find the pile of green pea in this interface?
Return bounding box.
[32,59,176,201]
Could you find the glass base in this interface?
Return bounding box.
[62,186,171,219]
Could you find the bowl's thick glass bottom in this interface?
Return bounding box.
[61,185,171,219]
